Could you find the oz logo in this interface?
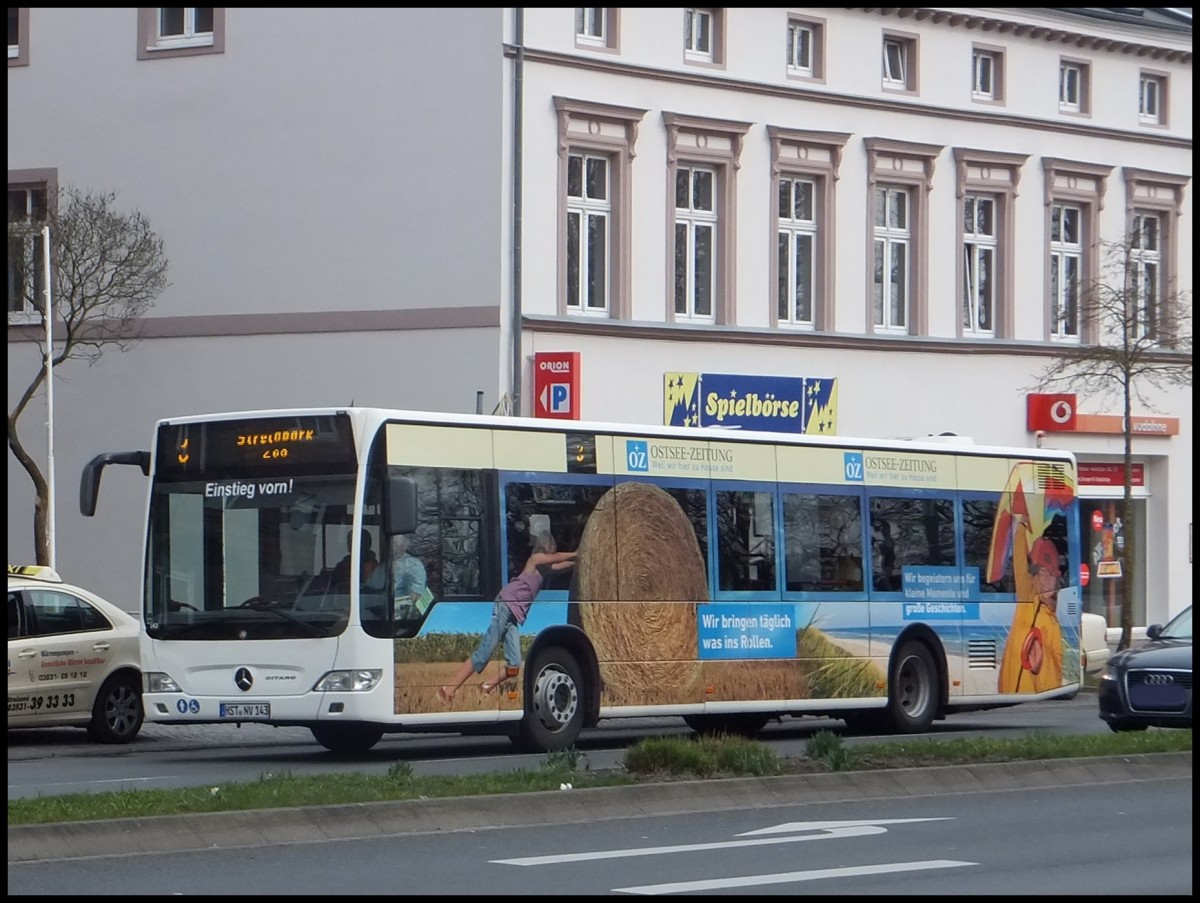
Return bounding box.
[843,452,864,482]
[626,440,649,472]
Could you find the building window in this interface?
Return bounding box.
[9,8,29,67]
[953,148,1026,340]
[575,8,618,51]
[1049,204,1082,341]
[971,46,1004,103]
[1058,59,1090,115]
[1122,167,1188,349]
[864,139,940,336]
[1043,158,1111,343]
[7,172,55,324]
[778,177,817,329]
[1130,212,1161,340]
[138,8,225,60]
[554,98,646,320]
[675,166,717,322]
[786,17,826,80]
[881,33,917,93]
[566,152,611,316]
[685,9,712,59]
[770,128,846,331]
[664,113,748,325]
[962,196,996,336]
[873,187,910,332]
[1138,72,1166,126]
[683,8,722,66]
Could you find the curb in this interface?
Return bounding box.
[8,752,1190,862]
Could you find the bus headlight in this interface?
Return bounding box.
[313,669,383,692]
[146,672,181,693]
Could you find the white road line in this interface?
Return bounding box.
[493,818,953,867]
[613,858,977,894]
[495,824,895,866]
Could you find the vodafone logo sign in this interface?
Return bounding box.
[1049,398,1074,424]
[1026,393,1078,432]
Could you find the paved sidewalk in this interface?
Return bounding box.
[9,752,1190,863]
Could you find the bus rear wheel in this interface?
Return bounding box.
[884,640,939,733]
[516,646,585,753]
[311,723,384,755]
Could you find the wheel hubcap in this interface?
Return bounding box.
[532,667,578,730]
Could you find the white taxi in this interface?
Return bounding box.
[7,565,144,743]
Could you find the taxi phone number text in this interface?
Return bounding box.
[8,693,78,713]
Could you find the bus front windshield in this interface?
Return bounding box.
[144,471,378,640]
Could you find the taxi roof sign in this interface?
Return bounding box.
[7,564,63,583]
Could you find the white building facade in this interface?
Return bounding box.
[8,8,1192,626]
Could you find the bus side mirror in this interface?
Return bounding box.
[384,473,417,536]
[79,451,151,517]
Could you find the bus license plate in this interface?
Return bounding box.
[219,702,271,719]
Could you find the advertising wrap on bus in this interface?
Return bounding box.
[80,407,1082,754]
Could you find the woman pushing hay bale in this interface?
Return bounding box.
[569,481,708,704]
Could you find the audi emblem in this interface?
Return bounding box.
[234,667,254,692]
[1143,673,1175,686]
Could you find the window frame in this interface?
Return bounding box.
[1058,57,1091,116]
[881,30,918,95]
[864,138,940,337]
[1042,158,1112,344]
[137,8,225,61]
[8,8,29,67]
[664,112,750,326]
[970,44,1005,105]
[1138,70,1168,128]
[554,97,647,321]
[1122,167,1189,349]
[768,127,849,332]
[1048,202,1084,343]
[1129,210,1161,341]
[575,7,619,52]
[674,165,718,323]
[953,148,1027,340]
[565,151,613,318]
[683,7,724,68]
[8,168,58,326]
[785,14,825,82]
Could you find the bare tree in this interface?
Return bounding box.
[8,186,169,565]
[1033,233,1192,650]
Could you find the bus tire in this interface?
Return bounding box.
[86,672,144,744]
[683,714,769,738]
[311,723,384,755]
[516,646,585,753]
[884,640,939,733]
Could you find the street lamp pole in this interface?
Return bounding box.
[42,224,56,570]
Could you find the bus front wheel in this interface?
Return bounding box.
[311,723,384,755]
[884,640,939,733]
[516,646,585,753]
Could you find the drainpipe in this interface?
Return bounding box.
[509,7,525,416]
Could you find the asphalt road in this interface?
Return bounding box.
[8,753,1193,892]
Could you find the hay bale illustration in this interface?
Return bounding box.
[571,481,708,703]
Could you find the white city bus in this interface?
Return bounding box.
[81,407,1084,754]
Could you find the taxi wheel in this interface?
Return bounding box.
[87,673,144,744]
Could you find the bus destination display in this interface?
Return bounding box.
[156,413,357,477]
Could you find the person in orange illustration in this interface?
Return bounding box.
[998,533,1065,693]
